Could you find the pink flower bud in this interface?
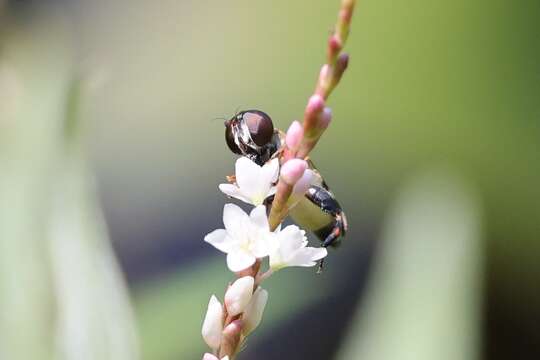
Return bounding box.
[285,121,304,151]
[335,53,349,77]
[243,287,269,336]
[306,94,325,115]
[318,107,332,130]
[201,295,223,350]
[224,276,254,316]
[292,169,315,196]
[280,159,307,186]
[327,35,342,62]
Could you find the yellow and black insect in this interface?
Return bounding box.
[224,110,348,252]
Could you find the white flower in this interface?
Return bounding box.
[219,157,279,206]
[201,295,223,350]
[269,225,328,270]
[204,204,272,272]
[224,276,254,316]
[242,287,268,336]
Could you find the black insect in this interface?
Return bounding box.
[224,110,348,266]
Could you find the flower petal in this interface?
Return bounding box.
[288,247,328,267]
[202,353,219,360]
[235,157,261,199]
[226,249,256,272]
[223,203,249,240]
[262,158,280,184]
[278,225,306,256]
[249,205,269,230]
[204,229,231,253]
[218,184,253,205]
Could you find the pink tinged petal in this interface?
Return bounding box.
[280,159,307,185]
[243,287,269,336]
[224,276,254,316]
[218,184,253,205]
[249,205,269,231]
[286,121,304,151]
[201,295,223,350]
[226,249,256,272]
[203,354,219,360]
[223,203,249,240]
[204,229,231,253]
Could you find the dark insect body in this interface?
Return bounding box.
[224,110,348,267]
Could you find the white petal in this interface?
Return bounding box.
[226,249,256,272]
[262,158,280,184]
[201,295,223,350]
[249,205,269,231]
[278,225,306,257]
[218,184,253,205]
[223,203,249,240]
[288,247,328,267]
[224,276,254,316]
[204,229,231,253]
[235,157,261,199]
[202,354,219,360]
[243,287,268,336]
[250,234,271,258]
[267,185,277,197]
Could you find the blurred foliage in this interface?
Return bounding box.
[337,170,482,360]
[0,14,138,360]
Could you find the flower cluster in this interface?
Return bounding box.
[200,1,356,358]
[201,157,327,358]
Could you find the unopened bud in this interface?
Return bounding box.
[306,94,325,118]
[285,121,304,151]
[201,295,223,350]
[220,320,243,358]
[318,107,332,130]
[280,159,307,186]
[292,169,315,196]
[224,276,254,316]
[243,287,269,336]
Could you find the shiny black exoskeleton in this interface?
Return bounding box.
[225,110,281,166]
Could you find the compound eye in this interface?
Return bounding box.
[225,124,242,154]
[243,110,274,146]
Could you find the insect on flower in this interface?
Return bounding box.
[224,110,348,253]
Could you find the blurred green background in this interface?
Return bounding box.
[0,0,539,359]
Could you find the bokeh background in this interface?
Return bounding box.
[1,0,539,359]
